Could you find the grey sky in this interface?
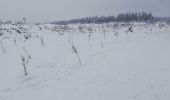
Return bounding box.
[0,0,170,23]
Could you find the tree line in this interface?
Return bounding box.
[52,12,155,25]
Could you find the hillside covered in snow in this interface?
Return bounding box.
[0,22,170,100]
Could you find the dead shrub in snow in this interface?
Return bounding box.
[24,33,32,40]
[0,32,3,36]
[100,39,104,48]
[20,47,31,75]
[20,55,28,75]
[0,40,6,54]
[125,27,133,34]
[72,45,82,65]
[39,37,45,47]
[101,26,106,40]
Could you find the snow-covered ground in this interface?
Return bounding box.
[0,22,170,100]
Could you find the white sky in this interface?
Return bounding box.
[0,0,169,23]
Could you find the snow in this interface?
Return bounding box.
[0,22,170,100]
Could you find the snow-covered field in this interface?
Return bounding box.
[0,22,170,100]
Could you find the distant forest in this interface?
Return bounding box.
[52,12,170,25]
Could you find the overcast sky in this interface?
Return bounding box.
[0,0,169,23]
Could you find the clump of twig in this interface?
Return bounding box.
[114,31,119,37]
[16,30,21,34]
[68,35,73,46]
[72,45,82,65]
[58,32,64,36]
[13,39,17,46]
[103,32,106,40]
[24,33,32,40]
[68,38,71,45]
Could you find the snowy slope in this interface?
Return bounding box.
[0,22,170,100]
